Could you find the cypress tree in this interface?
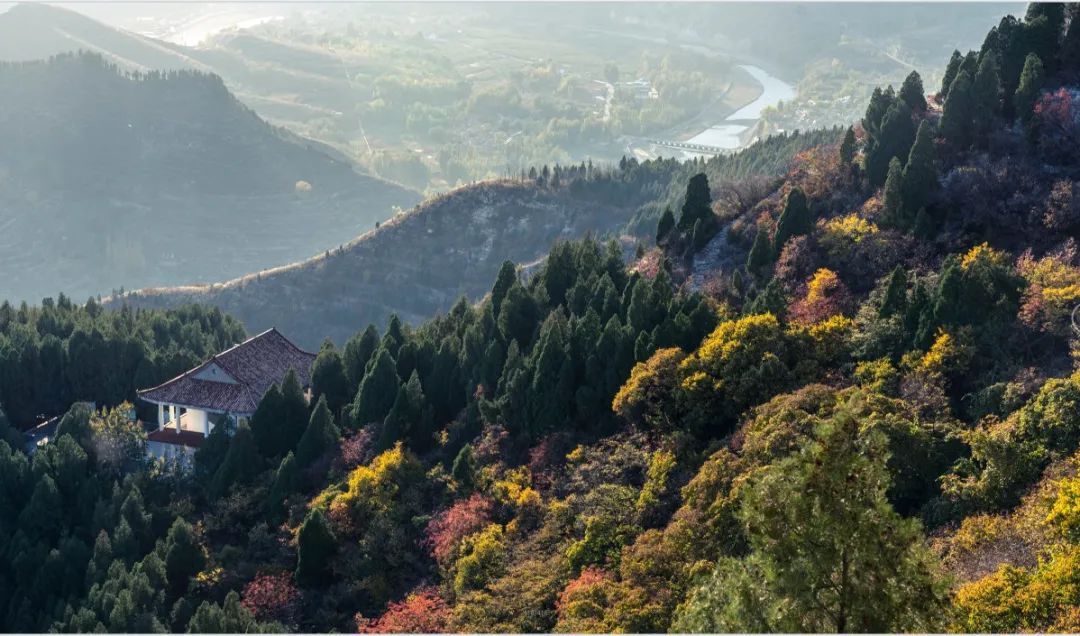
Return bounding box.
[746,226,772,274]
[379,371,432,452]
[209,422,262,500]
[879,267,908,318]
[250,383,283,458]
[490,261,517,316]
[279,370,309,455]
[382,314,405,358]
[744,278,787,321]
[452,443,477,492]
[296,396,340,468]
[1014,53,1045,124]
[678,173,712,231]
[497,281,539,348]
[164,518,205,597]
[311,340,350,418]
[342,325,378,389]
[839,126,856,168]
[882,157,905,229]
[296,508,336,587]
[351,347,400,426]
[862,86,894,138]
[265,452,298,520]
[866,100,915,187]
[901,120,937,226]
[1062,13,1080,73]
[941,70,975,148]
[772,187,811,256]
[899,71,926,112]
[656,207,675,244]
[971,53,1003,141]
[940,50,963,98]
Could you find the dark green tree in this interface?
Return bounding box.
[879,266,909,318]
[899,70,926,111]
[940,50,963,98]
[772,187,811,256]
[265,452,298,520]
[209,422,262,499]
[490,260,518,316]
[1014,53,1045,124]
[678,173,713,231]
[674,400,948,632]
[351,347,400,426]
[497,281,539,348]
[342,325,379,389]
[164,518,205,597]
[900,120,937,223]
[296,396,340,468]
[839,126,856,168]
[656,207,675,244]
[941,70,975,148]
[296,508,336,587]
[882,157,905,229]
[310,340,350,418]
[250,382,284,458]
[452,443,477,493]
[746,226,772,274]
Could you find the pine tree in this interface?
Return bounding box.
[382,314,405,358]
[311,340,350,418]
[497,281,539,348]
[972,53,1003,136]
[296,396,340,468]
[879,266,909,318]
[862,86,894,138]
[899,71,926,112]
[351,347,400,426]
[296,508,336,587]
[209,422,262,500]
[940,50,963,98]
[678,173,712,231]
[882,157,905,229]
[941,70,975,148]
[655,207,675,244]
[674,401,948,632]
[746,226,772,274]
[250,383,284,458]
[452,443,477,493]
[1062,12,1080,73]
[379,371,432,452]
[265,452,298,520]
[164,518,205,597]
[743,278,787,321]
[900,120,937,226]
[277,370,309,456]
[1014,53,1045,124]
[490,261,517,316]
[342,325,378,389]
[839,126,856,168]
[772,187,811,256]
[866,100,915,187]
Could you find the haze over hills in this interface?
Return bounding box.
[0,52,420,303]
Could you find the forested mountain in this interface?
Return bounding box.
[0,53,419,303]
[7,3,1080,635]
[109,128,837,348]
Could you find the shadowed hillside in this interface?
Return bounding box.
[109,180,641,347]
[0,52,420,303]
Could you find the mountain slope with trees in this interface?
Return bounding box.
[7,3,1080,634]
[0,52,420,304]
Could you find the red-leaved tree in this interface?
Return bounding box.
[356,587,450,633]
[240,572,301,626]
[424,494,494,566]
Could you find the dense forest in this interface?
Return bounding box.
[6,3,1080,633]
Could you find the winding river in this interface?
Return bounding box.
[687,64,796,150]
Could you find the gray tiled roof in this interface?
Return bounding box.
[137,328,316,414]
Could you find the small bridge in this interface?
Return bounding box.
[648,139,731,155]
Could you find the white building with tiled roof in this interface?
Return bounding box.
[137,328,316,461]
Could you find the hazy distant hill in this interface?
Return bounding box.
[0,2,200,69]
[0,53,420,303]
[109,181,643,348]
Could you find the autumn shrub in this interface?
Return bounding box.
[425,494,494,567]
[240,572,300,626]
[356,586,450,633]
